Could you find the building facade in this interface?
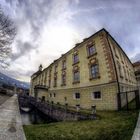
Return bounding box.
[30,29,137,110]
[133,61,140,91]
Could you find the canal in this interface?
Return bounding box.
[20,107,56,125]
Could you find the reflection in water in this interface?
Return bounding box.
[20,107,55,125]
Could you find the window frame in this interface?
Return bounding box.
[54,64,58,73]
[49,93,52,98]
[53,93,56,98]
[73,53,79,64]
[90,64,99,78]
[91,91,102,100]
[87,44,96,57]
[61,72,66,86]
[62,60,66,70]
[73,70,80,83]
[53,76,57,87]
[73,93,80,100]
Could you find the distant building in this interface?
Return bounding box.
[30,28,137,110]
[133,61,140,91]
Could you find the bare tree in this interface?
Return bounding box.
[0,7,16,68]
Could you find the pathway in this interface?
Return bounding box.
[0,94,26,140]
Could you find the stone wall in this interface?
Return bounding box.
[37,82,118,110]
[18,95,96,121]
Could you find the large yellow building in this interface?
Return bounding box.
[133,61,140,91]
[30,28,137,110]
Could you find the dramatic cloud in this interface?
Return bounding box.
[131,53,140,62]
[11,41,35,61]
[0,0,140,82]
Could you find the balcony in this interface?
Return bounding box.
[34,85,49,90]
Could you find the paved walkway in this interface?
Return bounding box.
[0,94,11,105]
[0,94,26,140]
[132,112,140,140]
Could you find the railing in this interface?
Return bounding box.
[18,95,96,121]
[117,90,140,110]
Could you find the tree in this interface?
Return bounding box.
[0,6,16,68]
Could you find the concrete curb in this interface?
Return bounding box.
[132,111,140,140]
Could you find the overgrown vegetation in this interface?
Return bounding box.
[23,110,138,140]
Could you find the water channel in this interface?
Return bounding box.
[20,107,56,125]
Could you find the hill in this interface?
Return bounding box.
[0,72,30,89]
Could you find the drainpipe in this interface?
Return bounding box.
[105,31,121,109]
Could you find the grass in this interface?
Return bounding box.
[23,110,139,140]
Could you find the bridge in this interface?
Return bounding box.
[18,95,96,121]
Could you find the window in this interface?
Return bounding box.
[49,69,51,76]
[54,77,57,87]
[74,93,80,99]
[118,63,122,77]
[54,65,57,87]
[114,46,118,58]
[62,73,66,85]
[92,91,101,99]
[62,60,66,69]
[53,93,56,97]
[49,93,52,98]
[49,79,51,87]
[73,71,80,82]
[88,45,96,56]
[117,62,124,78]
[44,72,47,85]
[73,54,79,64]
[48,69,51,87]
[41,96,45,102]
[54,65,57,73]
[90,64,99,78]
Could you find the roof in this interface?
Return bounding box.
[31,28,134,78]
[42,28,106,72]
[31,70,42,78]
[133,61,140,67]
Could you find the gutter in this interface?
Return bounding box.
[105,31,121,109]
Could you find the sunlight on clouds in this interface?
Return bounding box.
[41,25,81,55]
[1,0,140,82]
[29,24,82,73]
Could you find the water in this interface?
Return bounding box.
[20,107,55,125]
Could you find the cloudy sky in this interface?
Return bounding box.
[0,0,140,82]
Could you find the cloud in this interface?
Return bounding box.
[11,41,35,61]
[131,53,140,62]
[0,0,140,82]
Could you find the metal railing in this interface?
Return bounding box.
[117,90,140,110]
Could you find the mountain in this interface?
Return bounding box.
[0,72,30,89]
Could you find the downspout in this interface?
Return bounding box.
[105,31,121,109]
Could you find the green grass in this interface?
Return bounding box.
[23,110,139,140]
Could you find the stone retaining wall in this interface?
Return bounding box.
[18,95,96,121]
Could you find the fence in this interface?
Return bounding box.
[117,90,140,110]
